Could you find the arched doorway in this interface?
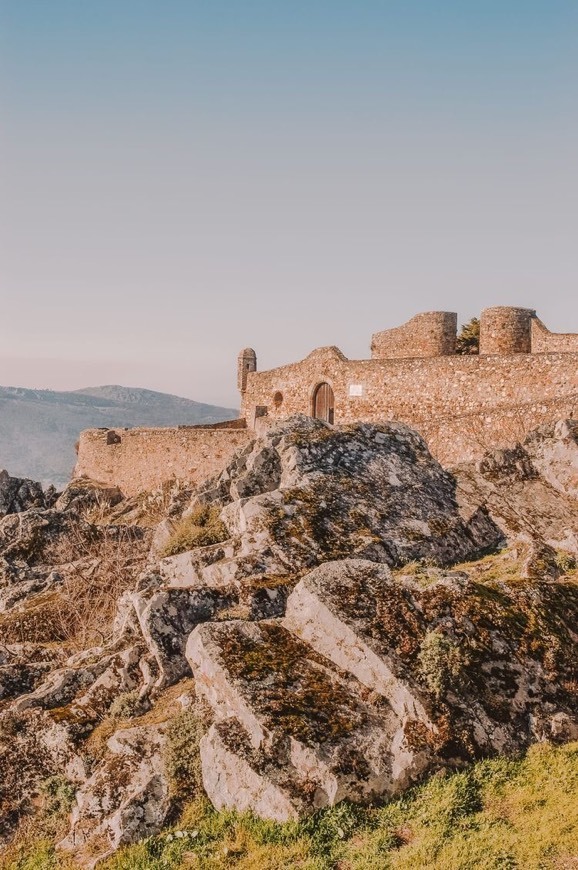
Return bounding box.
[312,382,335,424]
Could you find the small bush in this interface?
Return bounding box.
[417,630,470,699]
[164,711,205,800]
[298,802,369,858]
[39,776,76,819]
[160,505,228,557]
[555,550,577,573]
[108,690,144,720]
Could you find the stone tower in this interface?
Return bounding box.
[479,307,536,355]
[237,348,257,393]
[371,311,457,359]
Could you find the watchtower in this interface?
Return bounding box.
[237,348,257,393]
[479,307,536,356]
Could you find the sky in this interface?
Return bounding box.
[1,1,577,408]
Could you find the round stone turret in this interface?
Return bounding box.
[479,307,536,356]
[237,348,257,392]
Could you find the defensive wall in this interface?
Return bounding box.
[531,317,578,354]
[371,311,457,359]
[240,348,578,465]
[240,306,578,466]
[75,305,578,493]
[74,424,251,497]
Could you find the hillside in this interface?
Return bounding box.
[0,385,238,488]
[0,416,576,868]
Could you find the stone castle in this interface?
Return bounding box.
[75,306,578,495]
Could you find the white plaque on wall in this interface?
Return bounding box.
[349,384,363,397]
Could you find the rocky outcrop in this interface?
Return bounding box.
[525,419,578,499]
[197,415,502,571]
[0,416,576,863]
[0,469,52,518]
[106,417,502,694]
[186,559,577,820]
[142,416,503,683]
[456,418,578,555]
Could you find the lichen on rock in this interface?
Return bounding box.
[0,416,577,863]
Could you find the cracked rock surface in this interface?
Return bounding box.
[0,417,576,864]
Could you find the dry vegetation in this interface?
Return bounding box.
[161,505,229,558]
[0,523,150,651]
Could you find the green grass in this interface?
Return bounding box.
[3,742,576,870]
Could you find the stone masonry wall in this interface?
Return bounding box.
[74,426,252,497]
[371,311,457,359]
[241,348,578,465]
[531,318,578,354]
[479,306,535,355]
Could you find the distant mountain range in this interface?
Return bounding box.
[0,385,238,488]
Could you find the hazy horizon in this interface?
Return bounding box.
[2,1,577,407]
[0,374,239,409]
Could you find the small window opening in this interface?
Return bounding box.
[273,391,283,408]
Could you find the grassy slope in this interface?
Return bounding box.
[4,742,577,870]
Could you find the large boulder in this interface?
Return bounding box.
[187,619,428,820]
[55,478,123,514]
[59,723,171,868]
[188,559,578,820]
[157,416,502,598]
[128,582,231,687]
[285,560,578,756]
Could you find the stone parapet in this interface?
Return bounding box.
[74,425,252,496]
[531,317,578,354]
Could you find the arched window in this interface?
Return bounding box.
[312,383,335,424]
[273,391,283,408]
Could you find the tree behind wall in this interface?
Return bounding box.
[456,317,480,355]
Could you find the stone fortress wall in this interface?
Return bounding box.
[74,424,251,497]
[241,306,578,466]
[531,316,578,354]
[371,311,457,359]
[75,305,578,493]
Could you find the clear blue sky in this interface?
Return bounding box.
[1,1,577,406]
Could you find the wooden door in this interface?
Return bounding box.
[313,383,335,424]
